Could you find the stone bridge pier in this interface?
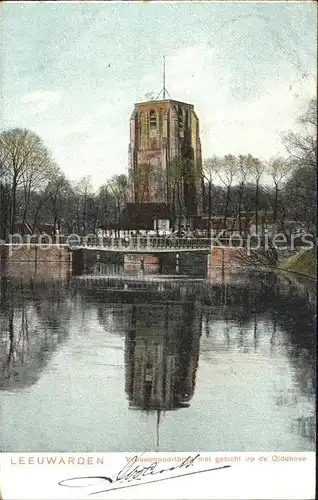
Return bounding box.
[0,244,72,279]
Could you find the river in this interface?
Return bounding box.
[0,264,316,452]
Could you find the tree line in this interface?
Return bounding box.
[0,99,316,240]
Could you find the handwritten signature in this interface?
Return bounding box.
[58,454,231,496]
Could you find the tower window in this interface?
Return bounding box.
[159,110,163,133]
[185,109,189,127]
[149,110,157,130]
[178,109,184,130]
[138,112,143,134]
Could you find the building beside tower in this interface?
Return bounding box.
[128,96,203,224]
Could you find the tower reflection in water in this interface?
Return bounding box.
[124,301,202,415]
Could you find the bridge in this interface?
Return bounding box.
[65,236,240,253]
[5,234,262,254]
[1,236,246,272]
[1,236,251,279]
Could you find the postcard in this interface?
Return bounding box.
[0,1,316,499]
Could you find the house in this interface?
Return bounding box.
[191,212,278,236]
[122,203,172,232]
[12,220,33,235]
[12,221,56,238]
[34,223,56,238]
[101,203,173,236]
[192,216,246,234]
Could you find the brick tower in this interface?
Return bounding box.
[128,60,203,218]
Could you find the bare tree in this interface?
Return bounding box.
[282,98,317,233]
[73,176,94,234]
[108,174,128,233]
[283,98,317,170]
[21,160,59,232]
[0,182,10,240]
[46,173,72,241]
[202,156,221,236]
[29,165,61,233]
[0,128,56,234]
[217,155,237,231]
[237,155,249,232]
[246,155,265,234]
[98,184,117,227]
[169,158,189,233]
[268,156,290,222]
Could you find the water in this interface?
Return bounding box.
[0,266,316,452]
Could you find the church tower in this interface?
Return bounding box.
[128,58,203,218]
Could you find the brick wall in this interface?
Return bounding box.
[209,248,243,268]
[124,254,160,265]
[0,245,72,263]
[124,254,160,273]
[1,261,71,280]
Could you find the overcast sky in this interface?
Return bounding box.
[1,1,317,189]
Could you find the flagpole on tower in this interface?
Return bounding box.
[163,55,166,99]
[155,55,171,100]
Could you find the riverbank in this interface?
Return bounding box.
[278,247,317,280]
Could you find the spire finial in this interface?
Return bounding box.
[155,55,171,100]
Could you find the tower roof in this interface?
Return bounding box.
[134,98,194,108]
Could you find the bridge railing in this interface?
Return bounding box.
[86,237,252,249]
[5,233,310,250]
[74,236,214,250]
[62,235,256,250]
[5,235,277,250]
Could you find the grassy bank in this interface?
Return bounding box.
[278,247,317,280]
